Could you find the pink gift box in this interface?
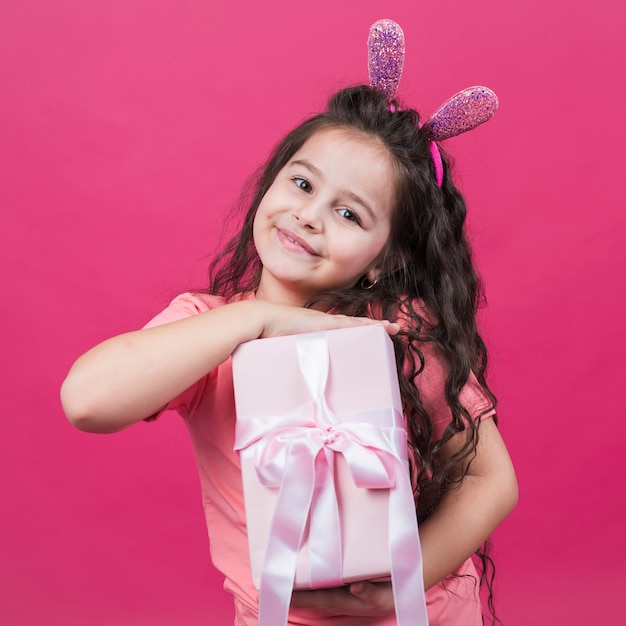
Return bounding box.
[232,325,409,590]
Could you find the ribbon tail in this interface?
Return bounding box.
[389,464,430,626]
[258,440,317,626]
[307,447,343,587]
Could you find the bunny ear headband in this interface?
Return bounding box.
[367,19,498,187]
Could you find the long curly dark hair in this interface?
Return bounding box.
[208,85,500,622]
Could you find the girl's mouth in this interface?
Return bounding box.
[277,228,319,256]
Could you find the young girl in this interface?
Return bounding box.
[61,45,517,626]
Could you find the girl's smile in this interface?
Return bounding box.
[253,127,396,305]
[276,227,320,256]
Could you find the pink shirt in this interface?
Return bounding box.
[145,292,493,625]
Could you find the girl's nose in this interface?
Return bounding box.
[292,200,323,231]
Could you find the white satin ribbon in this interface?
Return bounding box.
[234,332,429,626]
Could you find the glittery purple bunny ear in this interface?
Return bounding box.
[421,86,499,142]
[367,19,405,100]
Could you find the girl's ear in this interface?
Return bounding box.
[366,268,381,284]
[369,249,406,284]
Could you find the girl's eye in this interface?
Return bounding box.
[293,177,312,193]
[337,208,361,225]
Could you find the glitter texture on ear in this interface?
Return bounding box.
[367,19,405,100]
[422,86,499,141]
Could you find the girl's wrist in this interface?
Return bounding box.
[224,300,267,343]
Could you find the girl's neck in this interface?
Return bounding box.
[255,278,311,308]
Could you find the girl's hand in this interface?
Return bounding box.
[290,581,395,616]
[253,300,400,339]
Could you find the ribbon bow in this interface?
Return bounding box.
[234,331,429,626]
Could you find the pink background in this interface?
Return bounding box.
[1,1,624,624]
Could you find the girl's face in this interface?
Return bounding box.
[253,128,395,306]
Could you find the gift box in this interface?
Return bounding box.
[233,325,428,626]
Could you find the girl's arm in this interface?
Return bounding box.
[61,299,397,434]
[417,417,518,588]
[290,416,517,615]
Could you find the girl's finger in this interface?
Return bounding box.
[349,581,395,612]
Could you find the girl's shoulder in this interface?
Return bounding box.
[144,291,253,328]
[392,296,437,334]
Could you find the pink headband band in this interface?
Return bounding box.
[368,19,499,188]
[427,134,444,187]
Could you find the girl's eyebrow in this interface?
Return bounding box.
[289,158,377,221]
[290,158,323,179]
